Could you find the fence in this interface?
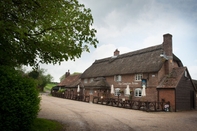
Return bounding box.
[51,91,170,112]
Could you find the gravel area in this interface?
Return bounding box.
[38,93,197,131]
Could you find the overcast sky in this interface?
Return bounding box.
[29,0,197,82]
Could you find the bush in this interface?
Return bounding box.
[0,66,40,131]
[58,89,66,93]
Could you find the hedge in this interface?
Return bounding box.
[0,66,40,131]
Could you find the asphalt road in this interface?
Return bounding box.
[38,93,197,131]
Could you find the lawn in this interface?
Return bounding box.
[31,118,64,131]
[44,83,57,91]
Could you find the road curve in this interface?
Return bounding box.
[38,94,197,131]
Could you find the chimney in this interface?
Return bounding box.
[65,70,70,78]
[114,49,120,56]
[163,33,173,74]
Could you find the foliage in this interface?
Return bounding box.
[28,68,53,91]
[28,70,40,79]
[129,95,132,100]
[31,118,63,131]
[59,74,66,82]
[119,90,124,93]
[15,65,27,75]
[0,0,98,67]
[73,72,82,75]
[58,88,66,93]
[44,83,57,91]
[0,66,40,131]
[59,72,81,82]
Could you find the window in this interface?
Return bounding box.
[89,78,94,83]
[114,88,121,96]
[134,88,142,97]
[89,89,93,95]
[135,74,143,81]
[84,79,88,83]
[114,75,121,82]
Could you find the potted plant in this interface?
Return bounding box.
[119,90,124,93]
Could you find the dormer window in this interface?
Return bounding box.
[135,74,143,81]
[114,75,121,82]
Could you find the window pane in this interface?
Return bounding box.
[114,75,121,82]
[139,90,142,96]
[135,74,143,81]
[135,90,138,96]
[134,88,142,97]
[84,79,88,83]
[115,88,120,96]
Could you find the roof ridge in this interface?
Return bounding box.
[118,44,162,59]
[94,44,162,64]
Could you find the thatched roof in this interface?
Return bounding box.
[81,44,182,78]
[58,74,81,88]
[83,77,110,89]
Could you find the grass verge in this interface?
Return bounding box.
[44,83,57,91]
[31,118,63,131]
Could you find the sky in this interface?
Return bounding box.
[27,0,197,82]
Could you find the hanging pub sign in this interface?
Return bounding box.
[141,79,147,87]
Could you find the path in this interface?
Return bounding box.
[38,94,197,131]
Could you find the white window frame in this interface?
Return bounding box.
[134,88,142,97]
[114,88,121,96]
[84,79,88,83]
[89,78,94,83]
[114,75,121,82]
[135,74,143,81]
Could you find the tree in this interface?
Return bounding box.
[28,70,39,79]
[0,0,98,67]
[59,74,66,82]
[1,1,96,129]
[28,68,54,91]
[59,71,81,82]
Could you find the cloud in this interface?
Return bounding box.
[92,43,132,59]
[142,34,163,47]
[28,0,197,82]
[188,65,197,80]
[91,44,116,59]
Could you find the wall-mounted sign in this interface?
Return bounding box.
[132,82,138,85]
[118,82,131,85]
[141,79,147,87]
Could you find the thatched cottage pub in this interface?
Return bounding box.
[51,71,83,99]
[52,34,196,112]
[80,34,196,112]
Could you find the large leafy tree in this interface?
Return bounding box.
[0,0,98,67]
